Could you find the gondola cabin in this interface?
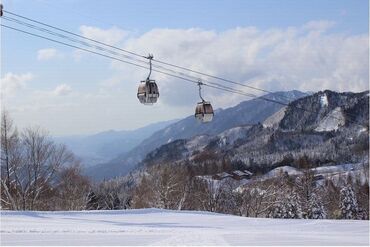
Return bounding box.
[195,101,214,122]
[137,79,159,105]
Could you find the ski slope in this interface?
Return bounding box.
[1,209,369,246]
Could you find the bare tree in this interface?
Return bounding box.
[1,123,76,210]
[55,164,91,210]
[191,177,229,212]
[132,164,192,210]
[1,111,22,209]
[16,127,74,209]
[132,172,156,209]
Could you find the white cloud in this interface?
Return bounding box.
[79,25,127,45]
[5,21,369,135]
[1,72,33,96]
[52,84,72,96]
[303,20,336,32]
[29,84,73,98]
[107,20,368,108]
[37,48,63,61]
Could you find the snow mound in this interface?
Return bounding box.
[265,166,303,178]
[263,106,286,128]
[315,107,345,132]
[1,209,368,245]
[312,163,364,174]
[312,163,369,186]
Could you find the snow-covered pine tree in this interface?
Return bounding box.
[272,190,301,219]
[308,192,327,219]
[286,192,302,219]
[340,186,359,219]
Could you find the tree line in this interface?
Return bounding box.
[1,112,368,220]
[130,161,369,220]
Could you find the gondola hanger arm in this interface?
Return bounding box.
[146,54,154,80]
[198,80,205,102]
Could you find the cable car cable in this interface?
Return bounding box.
[3,10,147,59]
[1,23,367,129]
[5,10,352,120]
[1,16,265,101]
[2,13,353,118]
[3,15,248,96]
[1,16,150,66]
[2,10,308,101]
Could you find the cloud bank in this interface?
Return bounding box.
[1,72,34,96]
[4,20,369,135]
[106,21,368,107]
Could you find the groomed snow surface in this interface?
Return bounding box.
[1,209,369,246]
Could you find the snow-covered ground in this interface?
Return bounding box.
[1,209,369,246]
[263,106,287,128]
[315,107,345,132]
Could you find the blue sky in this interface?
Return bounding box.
[1,0,369,135]
[3,0,368,33]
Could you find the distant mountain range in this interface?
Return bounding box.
[139,90,369,176]
[84,90,306,180]
[54,119,177,167]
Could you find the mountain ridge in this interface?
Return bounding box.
[55,119,178,167]
[138,90,369,176]
[85,90,307,180]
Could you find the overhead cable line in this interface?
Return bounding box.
[3,9,308,100]
[3,10,146,59]
[2,16,149,66]
[0,24,252,97]
[3,11,358,120]
[2,15,242,95]
[1,16,269,101]
[1,22,367,128]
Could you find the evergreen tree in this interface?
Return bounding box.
[308,193,327,219]
[272,190,301,219]
[340,186,359,219]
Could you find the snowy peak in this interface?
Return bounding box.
[279,90,369,131]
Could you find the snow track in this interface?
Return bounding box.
[1,209,369,245]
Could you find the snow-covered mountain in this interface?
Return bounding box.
[139,90,369,176]
[55,119,177,167]
[279,90,369,131]
[85,90,306,180]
